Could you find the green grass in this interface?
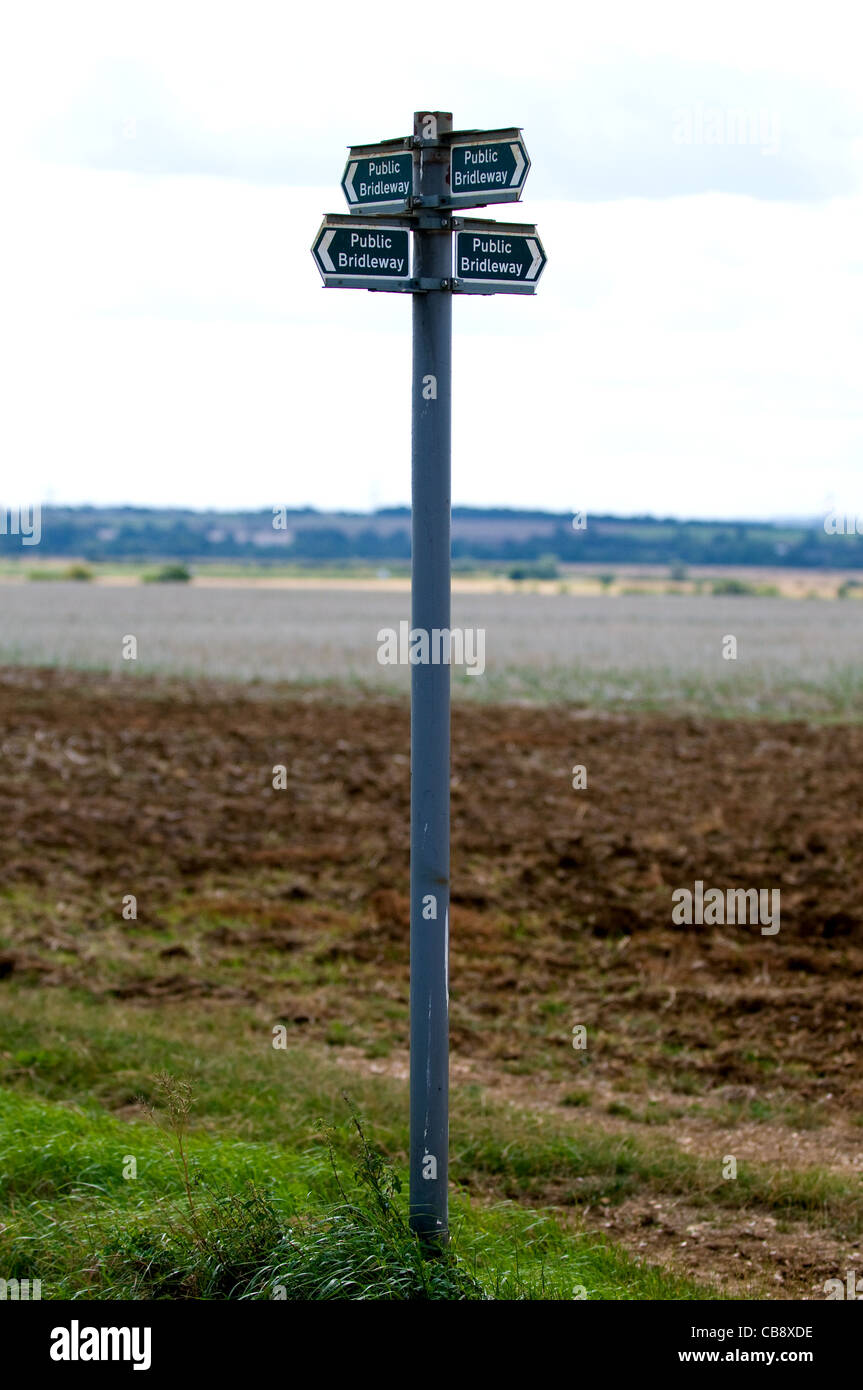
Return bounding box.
[0,1068,700,1302]
[0,984,860,1299]
[0,986,718,1301]
[0,1084,716,1302]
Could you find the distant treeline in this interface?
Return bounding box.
[3,505,861,568]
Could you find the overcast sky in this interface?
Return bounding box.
[1,0,860,519]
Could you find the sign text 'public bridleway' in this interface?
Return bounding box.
[312,216,412,291]
[341,148,413,213]
[453,221,546,293]
[448,132,530,208]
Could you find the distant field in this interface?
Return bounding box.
[0,582,860,717]
[3,557,863,599]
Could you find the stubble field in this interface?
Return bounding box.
[0,582,861,716]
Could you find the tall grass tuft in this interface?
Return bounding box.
[98,1083,486,1300]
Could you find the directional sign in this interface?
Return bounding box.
[342,149,413,212]
[448,134,530,208]
[312,217,412,291]
[453,222,546,293]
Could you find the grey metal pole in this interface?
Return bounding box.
[409,110,452,1245]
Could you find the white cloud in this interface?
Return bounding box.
[0,2,860,517]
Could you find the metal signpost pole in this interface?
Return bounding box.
[409,110,452,1245]
[312,108,544,1251]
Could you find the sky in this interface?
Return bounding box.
[1,0,860,520]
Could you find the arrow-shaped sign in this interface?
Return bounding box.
[311,216,413,291]
[341,149,413,212]
[453,221,547,293]
[448,134,530,208]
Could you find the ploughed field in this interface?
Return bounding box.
[1,667,862,1297]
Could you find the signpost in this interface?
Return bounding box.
[311,112,546,1247]
[448,132,530,207]
[408,112,452,1246]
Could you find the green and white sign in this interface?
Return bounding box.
[454,227,546,288]
[449,136,530,207]
[312,219,411,288]
[342,151,413,211]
